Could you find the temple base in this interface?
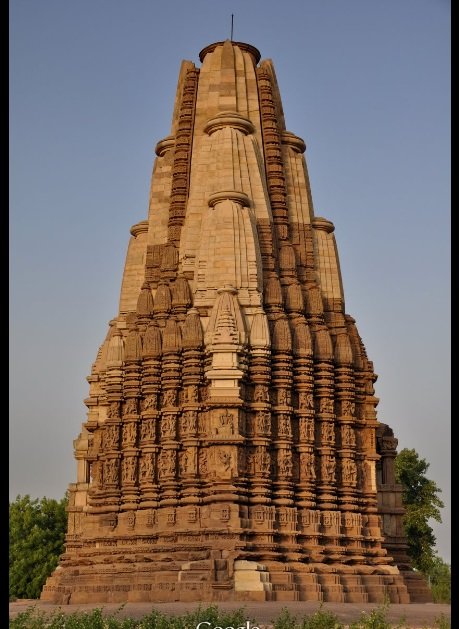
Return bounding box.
[41,555,411,604]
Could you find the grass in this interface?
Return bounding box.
[9,603,451,629]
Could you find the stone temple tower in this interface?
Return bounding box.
[41,40,430,604]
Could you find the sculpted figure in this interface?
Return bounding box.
[342,425,356,447]
[341,400,355,416]
[185,410,197,433]
[322,422,334,444]
[301,452,316,480]
[140,418,155,441]
[219,411,234,433]
[104,425,119,449]
[107,402,120,419]
[199,450,208,475]
[277,389,289,405]
[123,422,137,444]
[104,459,119,484]
[139,453,154,481]
[218,450,232,471]
[163,389,176,407]
[278,414,291,437]
[319,398,334,414]
[299,392,314,410]
[342,458,357,485]
[124,399,138,416]
[254,385,268,402]
[122,456,137,483]
[321,455,336,482]
[187,385,199,403]
[257,411,270,434]
[161,415,175,438]
[142,394,157,411]
[278,450,293,476]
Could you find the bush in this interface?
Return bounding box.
[9,494,68,600]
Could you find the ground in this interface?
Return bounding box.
[9,599,451,628]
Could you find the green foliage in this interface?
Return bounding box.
[272,607,299,629]
[9,605,252,629]
[272,604,343,629]
[9,494,68,600]
[9,604,451,629]
[395,448,444,574]
[433,613,451,629]
[348,602,407,629]
[428,556,451,604]
[300,605,342,629]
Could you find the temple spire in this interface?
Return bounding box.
[41,38,429,606]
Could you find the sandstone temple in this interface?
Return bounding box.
[42,40,431,604]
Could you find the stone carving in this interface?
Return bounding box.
[300,452,316,480]
[90,461,103,485]
[104,425,119,450]
[257,411,270,434]
[277,413,291,437]
[320,455,336,483]
[342,458,357,485]
[342,424,356,447]
[299,392,314,410]
[104,459,119,484]
[341,400,355,416]
[321,422,335,444]
[277,388,290,405]
[163,390,176,407]
[158,450,175,478]
[246,450,255,475]
[140,418,156,441]
[139,453,155,481]
[322,511,340,528]
[124,399,138,416]
[127,511,136,529]
[122,456,137,483]
[278,450,293,476]
[254,447,271,474]
[198,450,208,476]
[219,411,234,434]
[107,402,120,419]
[146,510,156,527]
[179,449,194,474]
[161,414,176,439]
[187,507,198,522]
[142,394,158,411]
[299,417,315,442]
[218,449,232,472]
[254,384,269,402]
[43,40,423,605]
[198,414,207,434]
[122,422,137,445]
[187,385,199,403]
[318,397,334,414]
[182,410,197,434]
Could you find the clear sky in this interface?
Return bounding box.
[10,1,450,562]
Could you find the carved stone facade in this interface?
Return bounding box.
[41,40,427,604]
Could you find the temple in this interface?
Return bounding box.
[41,40,431,604]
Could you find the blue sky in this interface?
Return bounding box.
[10,1,450,562]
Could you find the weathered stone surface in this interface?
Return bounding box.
[41,39,429,604]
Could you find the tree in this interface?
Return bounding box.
[395,448,444,574]
[428,555,451,604]
[9,494,68,600]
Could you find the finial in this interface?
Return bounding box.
[231,14,234,41]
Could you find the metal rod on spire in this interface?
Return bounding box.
[231,14,234,41]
